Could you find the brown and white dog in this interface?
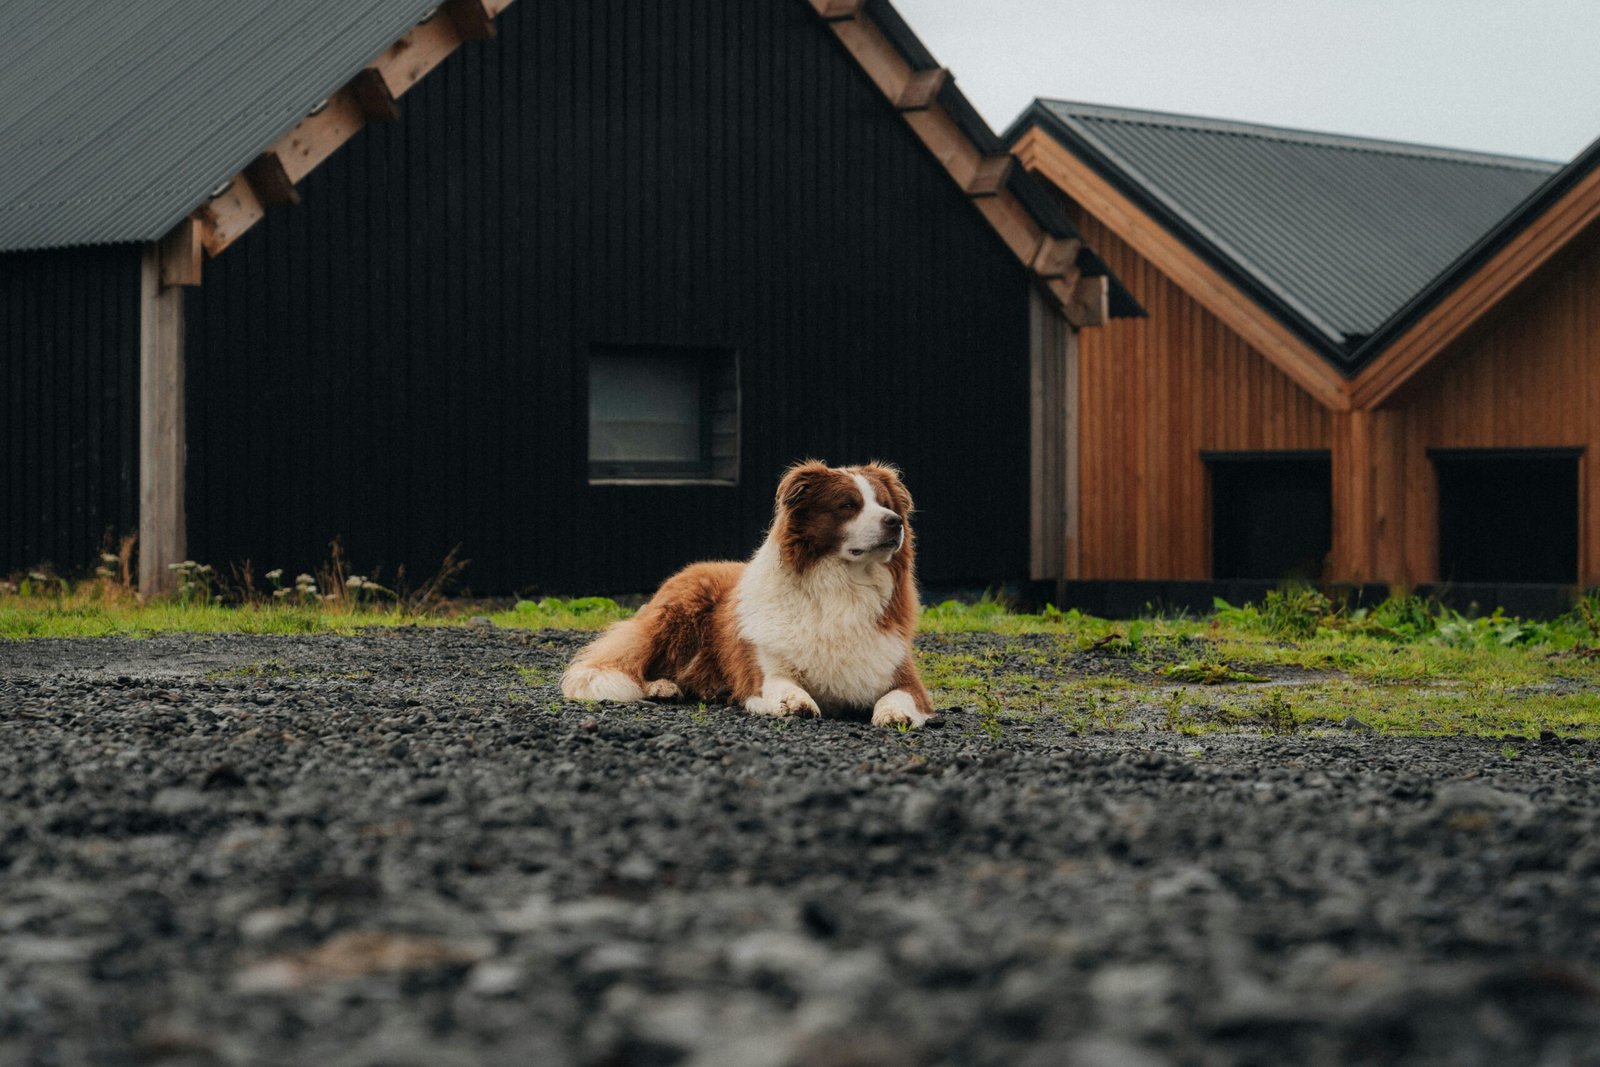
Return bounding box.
[559,460,935,728]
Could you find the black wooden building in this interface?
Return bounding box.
[1,0,1131,596]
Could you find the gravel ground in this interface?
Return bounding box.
[2,627,1600,1066]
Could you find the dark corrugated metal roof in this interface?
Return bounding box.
[0,0,439,252]
[1353,134,1600,363]
[1014,100,1561,369]
[0,0,1141,321]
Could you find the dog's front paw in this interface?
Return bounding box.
[774,686,821,718]
[643,679,682,701]
[747,682,821,719]
[872,689,932,729]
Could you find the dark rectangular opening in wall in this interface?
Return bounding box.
[587,345,739,484]
[1433,449,1579,583]
[1206,451,1332,581]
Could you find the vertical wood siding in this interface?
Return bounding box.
[1345,222,1600,586]
[1068,211,1334,580]
[184,0,1031,594]
[1,245,141,573]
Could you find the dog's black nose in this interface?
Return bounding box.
[883,513,903,530]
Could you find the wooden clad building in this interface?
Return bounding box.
[1011,102,1600,607]
[0,0,1134,596]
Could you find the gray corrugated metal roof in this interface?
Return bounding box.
[0,0,439,252]
[1356,134,1600,362]
[1019,101,1560,367]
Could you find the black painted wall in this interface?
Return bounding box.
[1,244,141,573]
[186,0,1033,594]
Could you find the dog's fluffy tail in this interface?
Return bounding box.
[559,619,648,702]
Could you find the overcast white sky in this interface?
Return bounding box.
[891,0,1600,163]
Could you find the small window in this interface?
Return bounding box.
[588,345,738,484]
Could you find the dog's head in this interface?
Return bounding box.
[772,460,914,574]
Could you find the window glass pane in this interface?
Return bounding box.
[589,352,702,464]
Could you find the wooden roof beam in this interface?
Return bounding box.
[191,0,515,258]
[1042,272,1102,329]
[822,16,1025,247]
[1071,275,1107,327]
[447,0,496,42]
[245,150,300,207]
[196,174,265,257]
[348,68,400,123]
[812,4,1104,324]
[813,0,867,22]
[1013,125,1352,409]
[895,68,947,112]
[158,216,203,288]
[1031,235,1081,279]
[967,155,1013,199]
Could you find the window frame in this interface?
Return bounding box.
[586,344,739,486]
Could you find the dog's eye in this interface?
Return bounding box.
[840,500,859,512]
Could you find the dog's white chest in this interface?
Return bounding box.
[736,552,904,710]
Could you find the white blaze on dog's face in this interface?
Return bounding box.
[840,473,904,562]
[773,461,913,575]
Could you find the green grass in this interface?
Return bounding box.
[911,591,1600,739]
[7,581,1600,739]
[0,597,414,638]
[0,587,632,639]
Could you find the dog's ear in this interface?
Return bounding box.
[776,460,830,511]
[864,461,913,515]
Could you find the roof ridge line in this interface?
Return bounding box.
[1038,99,1563,173]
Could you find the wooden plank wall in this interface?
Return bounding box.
[0,245,142,574]
[1068,210,1334,580]
[1345,221,1600,586]
[184,0,1034,594]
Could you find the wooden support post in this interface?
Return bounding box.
[244,151,301,207]
[1332,408,1417,586]
[139,244,187,597]
[1029,288,1080,583]
[197,174,265,256]
[813,0,866,21]
[966,155,1013,199]
[1030,235,1081,280]
[1070,274,1107,328]
[446,0,496,41]
[1331,410,1374,584]
[349,68,400,122]
[159,217,203,287]
[895,68,947,112]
